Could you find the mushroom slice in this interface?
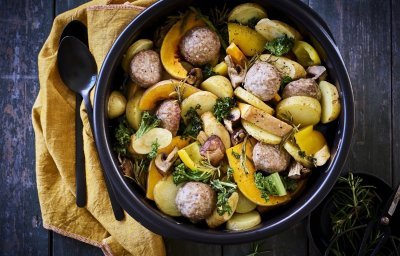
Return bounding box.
[307,65,327,81]
[155,147,179,175]
[119,156,134,178]
[288,161,311,179]
[225,55,247,88]
[231,128,247,146]
[224,107,241,133]
[187,68,203,87]
[200,135,226,166]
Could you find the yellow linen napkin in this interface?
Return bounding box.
[32,1,166,255]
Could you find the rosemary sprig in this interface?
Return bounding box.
[244,243,271,256]
[241,135,250,174]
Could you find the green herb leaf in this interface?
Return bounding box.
[280,75,292,91]
[213,97,236,122]
[231,151,241,159]
[147,139,160,160]
[136,112,161,138]
[265,35,295,56]
[210,179,237,215]
[227,167,234,181]
[282,176,297,192]
[202,64,217,79]
[181,105,203,138]
[246,17,260,29]
[172,163,212,184]
[254,172,284,202]
[113,118,134,156]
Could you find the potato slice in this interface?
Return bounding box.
[241,120,282,145]
[121,39,153,72]
[200,75,234,98]
[319,81,341,123]
[107,91,127,119]
[234,87,274,115]
[235,191,257,213]
[314,144,330,166]
[283,142,314,168]
[226,211,261,231]
[228,23,267,56]
[292,41,321,67]
[238,103,292,137]
[255,18,302,41]
[153,175,182,216]
[201,112,231,149]
[276,96,321,127]
[228,3,267,25]
[206,192,239,228]
[126,88,144,130]
[181,91,218,123]
[131,128,172,154]
[259,54,306,80]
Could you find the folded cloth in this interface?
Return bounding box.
[32,0,166,255]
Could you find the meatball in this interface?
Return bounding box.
[130,50,162,88]
[200,135,225,166]
[282,78,322,100]
[252,143,291,173]
[244,61,281,101]
[179,27,220,66]
[156,100,181,136]
[175,182,216,222]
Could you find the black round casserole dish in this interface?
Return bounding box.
[94,0,354,244]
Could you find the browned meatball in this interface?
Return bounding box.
[200,135,225,166]
[175,182,216,222]
[282,78,322,100]
[179,27,220,66]
[252,143,291,173]
[156,100,181,136]
[130,50,162,88]
[244,61,281,101]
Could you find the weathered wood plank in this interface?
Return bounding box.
[222,220,308,256]
[307,0,392,254]
[392,0,400,187]
[309,0,392,183]
[164,238,222,256]
[0,0,54,255]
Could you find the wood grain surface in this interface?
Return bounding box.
[0,0,398,255]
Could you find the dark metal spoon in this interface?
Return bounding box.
[59,21,88,208]
[57,36,124,221]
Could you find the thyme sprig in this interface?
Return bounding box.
[241,135,250,174]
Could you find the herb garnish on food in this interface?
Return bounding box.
[147,139,160,160]
[210,179,237,215]
[172,163,213,184]
[181,105,203,138]
[213,97,236,122]
[202,64,217,79]
[265,35,295,56]
[280,75,292,91]
[113,118,134,156]
[136,112,161,139]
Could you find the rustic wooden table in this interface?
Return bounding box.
[1,0,399,255]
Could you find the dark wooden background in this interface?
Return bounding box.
[0,0,399,255]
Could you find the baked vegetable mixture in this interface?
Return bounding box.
[108,3,341,230]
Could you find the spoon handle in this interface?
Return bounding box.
[75,95,86,207]
[82,93,125,221]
